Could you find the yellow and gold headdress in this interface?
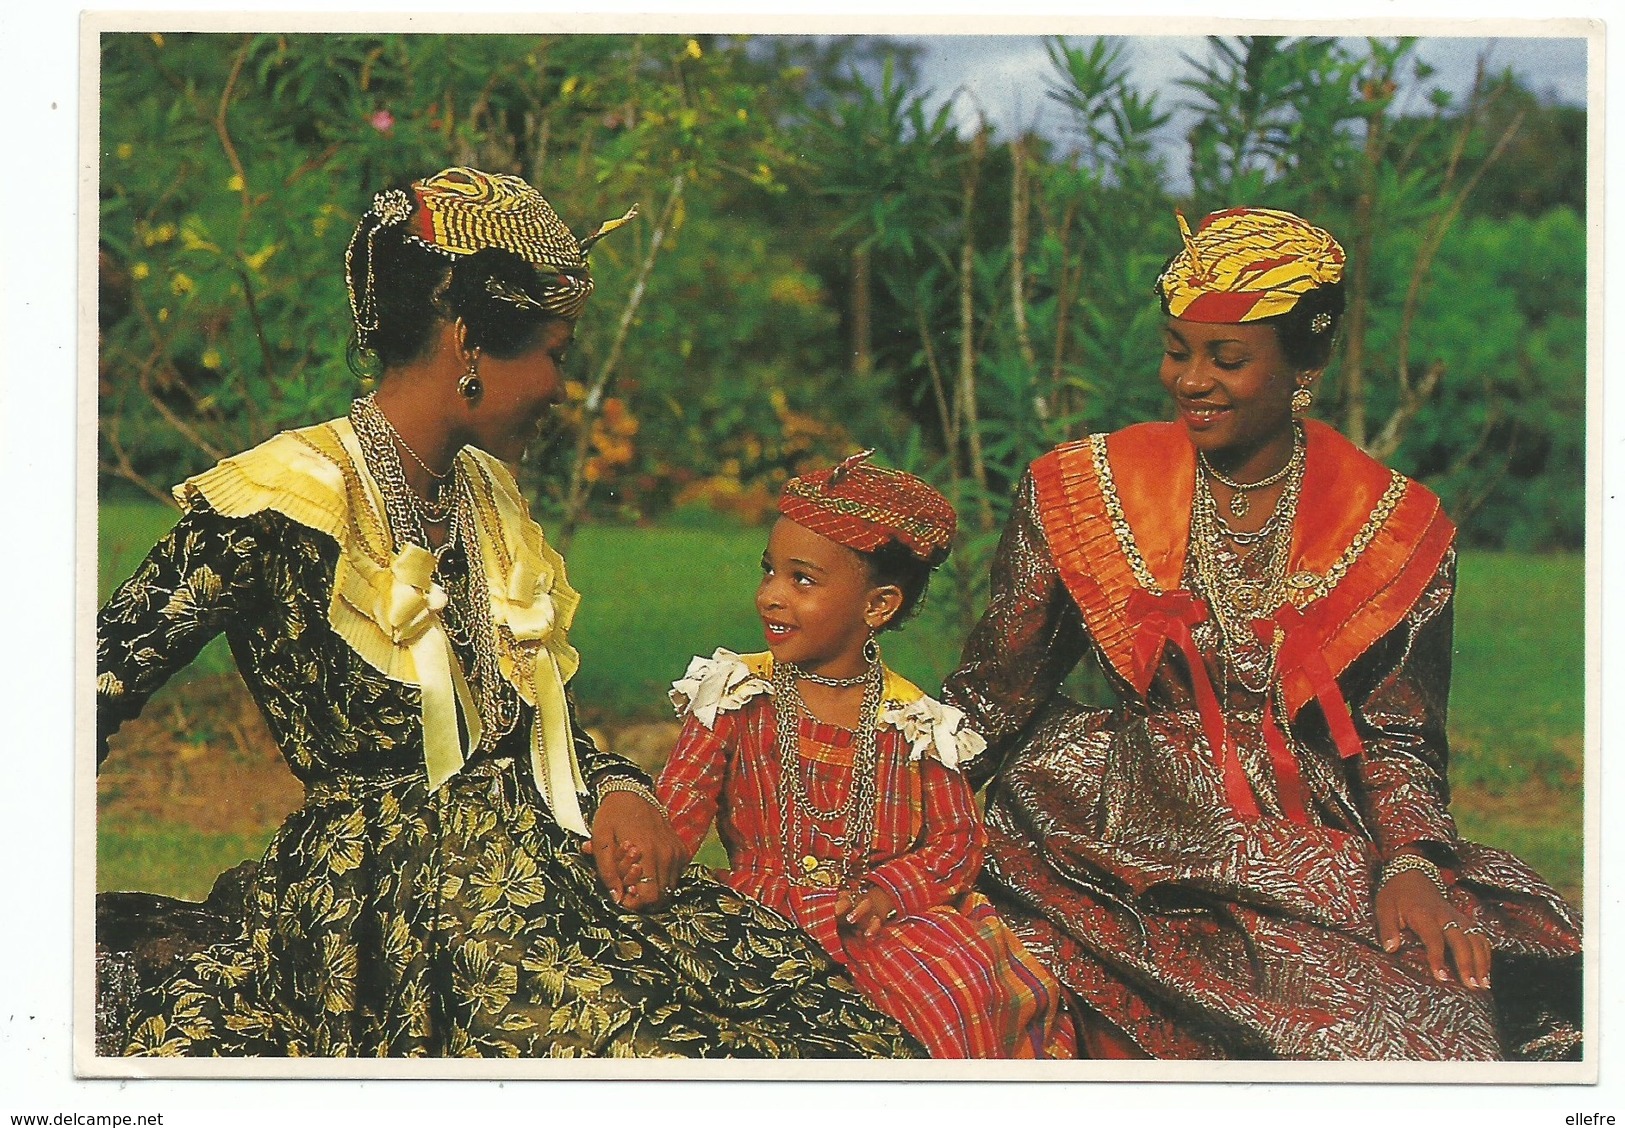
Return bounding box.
[347,166,636,333]
[1156,207,1344,324]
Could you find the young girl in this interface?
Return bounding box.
[653,452,1076,1059]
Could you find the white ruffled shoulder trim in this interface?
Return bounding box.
[877,695,987,771]
[669,648,773,729]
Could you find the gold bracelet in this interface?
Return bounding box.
[595,777,666,815]
[1381,852,1448,896]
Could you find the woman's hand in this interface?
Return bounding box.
[833,885,899,939]
[582,790,686,912]
[1375,869,1492,990]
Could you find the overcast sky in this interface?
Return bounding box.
[906,34,1588,146]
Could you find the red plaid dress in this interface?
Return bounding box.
[658,652,1075,1059]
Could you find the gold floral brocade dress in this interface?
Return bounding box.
[95,418,920,1058]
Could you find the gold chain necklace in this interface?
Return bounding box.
[773,660,883,889]
[1198,426,1303,517]
[350,397,519,749]
[351,393,453,523]
[1190,428,1305,694]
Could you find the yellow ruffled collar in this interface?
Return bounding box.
[175,418,592,832]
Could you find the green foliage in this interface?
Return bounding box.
[99,32,1585,554]
[1390,210,1586,547]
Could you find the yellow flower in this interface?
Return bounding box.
[127,1015,187,1056]
[521,936,612,1004]
[317,933,359,1014]
[158,308,170,322]
[312,807,367,875]
[561,76,579,95]
[684,38,702,59]
[116,142,134,160]
[170,272,194,295]
[454,940,519,1015]
[202,348,223,369]
[130,262,149,280]
[244,243,278,272]
[227,174,245,192]
[468,843,549,913]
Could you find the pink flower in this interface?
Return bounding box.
[369,109,395,133]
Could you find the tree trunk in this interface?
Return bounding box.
[557,172,685,552]
[959,126,994,532]
[1338,107,1384,450]
[1009,135,1044,421]
[850,244,873,379]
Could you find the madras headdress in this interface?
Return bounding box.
[1156,206,1345,324]
[780,450,957,567]
[347,166,637,335]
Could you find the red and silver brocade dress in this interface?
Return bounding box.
[657,650,1076,1059]
[944,420,1582,1061]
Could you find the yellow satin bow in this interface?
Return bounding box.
[377,544,480,791]
[495,552,587,836]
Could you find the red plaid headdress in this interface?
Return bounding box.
[779,450,956,566]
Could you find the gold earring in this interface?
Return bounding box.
[458,354,482,402]
[1291,383,1313,415]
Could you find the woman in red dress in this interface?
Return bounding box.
[944,207,1582,1060]
[656,454,1075,1058]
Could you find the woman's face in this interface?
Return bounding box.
[462,319,573,463]
[756,517,894,679]
[1159,316,1304,467]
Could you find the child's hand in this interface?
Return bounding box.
[614,842,666,912]
[833,885,899,938]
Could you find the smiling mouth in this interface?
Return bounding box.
[763,621,794,641]
[1179,402,1232,427]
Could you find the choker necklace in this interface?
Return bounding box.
[1199,425,1304,517]
[782,661,873,689]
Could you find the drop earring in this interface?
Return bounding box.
[1291,382,1313,415]
[458,353,483,402]
[862,634,880,666]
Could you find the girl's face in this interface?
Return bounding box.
[1158,316,1308,472]
[756,518,898,679]
[460,319,573,464]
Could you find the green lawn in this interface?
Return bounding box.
[97,500,1586,901]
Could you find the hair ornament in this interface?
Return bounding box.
[579,204,640,254]
[371,189,414,227]
[827,448,876,488]
[485,277,545,310]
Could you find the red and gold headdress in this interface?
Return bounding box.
[1156,207,1344,324]
[347,166,636,334]
[779,451,956,566]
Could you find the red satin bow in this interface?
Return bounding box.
[1251,603,1366,826]
[1125,588,1261,821]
